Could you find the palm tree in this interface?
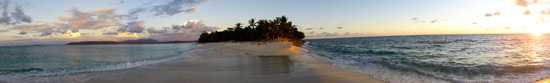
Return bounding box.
[198,16,305,45]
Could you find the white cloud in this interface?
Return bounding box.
[0,0,32,25]
[119,21,145,33]
[12,8,123,38]
[128,0,207,16]
[0,0,212,43]
[149,20,217,41]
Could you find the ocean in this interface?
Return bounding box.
[306,34,550,82]
[0,43,195,80]
[0,34,549,83]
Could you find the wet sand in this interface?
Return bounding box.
[13,42,384,83]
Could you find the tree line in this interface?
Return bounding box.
[198,16,305,45]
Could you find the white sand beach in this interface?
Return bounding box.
[11,42,384,83]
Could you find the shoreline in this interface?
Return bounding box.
[5,42,385,83]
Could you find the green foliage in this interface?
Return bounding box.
[198,16,305,45]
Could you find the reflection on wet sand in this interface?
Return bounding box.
[34,42,383,83]
[256,56,292,75]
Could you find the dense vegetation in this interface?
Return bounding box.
[198,16,305,45]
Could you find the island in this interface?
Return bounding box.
[198,16,305,45]
[66,39,195,45]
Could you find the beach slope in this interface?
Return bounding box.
[23,42,384,83]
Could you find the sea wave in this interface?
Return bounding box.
[302,45,451,83]
[0,44,196,82]
[0,68,44,75]
[303,35,550,83]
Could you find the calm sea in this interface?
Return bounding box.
[0,43,195,78]
[306,34,550,82]
[2,34,550,82]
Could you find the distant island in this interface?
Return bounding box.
[67,39,195,45]
[198,16,305,45]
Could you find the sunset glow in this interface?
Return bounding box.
[478,0,550,35]
[116,32,144,38]
[5,0,550,83]
[2,0,550,43]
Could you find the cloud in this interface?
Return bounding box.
[129,0,207,16]
[0,29,8,32]
[513,0,550,8]
[305,31,368,38]
[410,16,446,24]
[146,28,166,34]
[0,0,212,42]
[9,8,216,41]
[479,0,550,30]
[485,11,501,17]
[60,8,122,30]
[0,0,32,25]
[118,21,145,33]
[149,20,217,41]
[410,17,426,23]
[411,17,418,21]
[95,8,115,14]
[523,10,531,15]
[12,23,62,36]
[11,8,124,37]
[516,0,529,7]
[430,19,438,23]
[11,6,31,23]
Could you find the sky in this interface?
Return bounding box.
[0,0,547,44]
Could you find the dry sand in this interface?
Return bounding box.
[12,42,385,83]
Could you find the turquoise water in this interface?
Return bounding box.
[306,34,550,82]
[0,43,195,77]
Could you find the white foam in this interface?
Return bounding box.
[301,46,452,83]
[302,45,550,83]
